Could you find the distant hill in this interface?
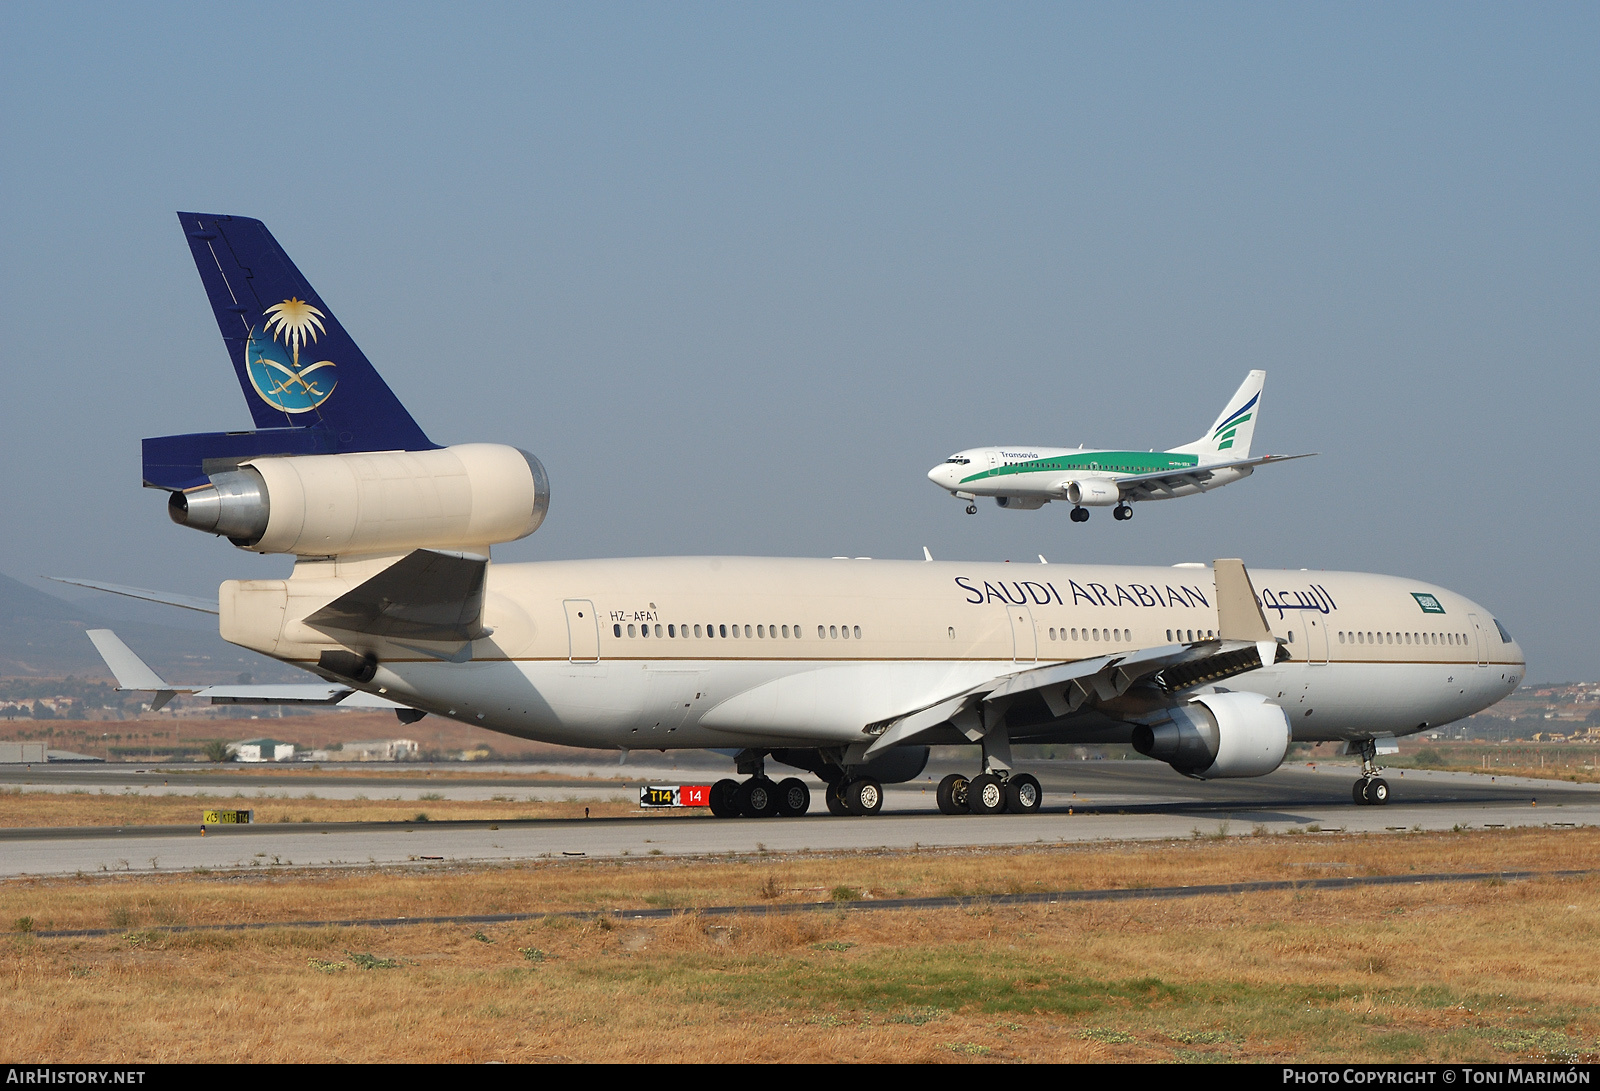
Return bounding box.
[0,572,299,682]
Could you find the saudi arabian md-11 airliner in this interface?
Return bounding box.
[63,214,1522,820]
[928,370,1315,520]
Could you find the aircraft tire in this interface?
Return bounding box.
[1352,780,1369,806]
[1006,773,1042,813]
[1367,777,1390,805]
[709,778,741,818]
[1070,507,1089,523]
[775,777,811,817]
[1113,504,1132,521]
[936,773,970,815]
[843,778,883,816]
[824,781,849,816]
[736,777,780,818]
[968,774,1007,815]
[965,504,977,515]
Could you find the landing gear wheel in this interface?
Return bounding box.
[1005,773,1042,814]
[775,777,811,817]
[824,781,849,816]
[1113,503,1132,521]
[936,773,970,815]
[736,777,780,818]
[1070,507,1089,523]
[1366,777,1390,805]
[709,778,740,818]
[1352,780,1369,806]
[965,504,978,515]
[843,777,883,816]
[969,774,1007,815]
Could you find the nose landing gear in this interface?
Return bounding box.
[965,504,978,515]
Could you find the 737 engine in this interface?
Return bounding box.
[1061,479,1121,506]
[1129,691,1291,779]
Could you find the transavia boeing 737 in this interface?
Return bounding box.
[65,214,1522,818]
[927,371,1315,520]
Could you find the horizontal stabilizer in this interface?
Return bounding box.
[304,549,491,643]
[52,578,220,615]
[86,630,171,691]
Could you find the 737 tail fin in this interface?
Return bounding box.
[1168,370,1266,462]
[144,213,437,489]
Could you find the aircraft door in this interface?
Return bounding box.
[1468,613,1488,667]
[564,600,600,663]
[1298,611,1330,664]
[1008,604,1037,663]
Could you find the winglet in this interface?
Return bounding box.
[1212,559,1274,644]
[86,630,181,711]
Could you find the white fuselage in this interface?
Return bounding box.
[928,446,1250,505]
[222,557,1524,753]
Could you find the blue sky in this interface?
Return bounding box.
[1,3,1595,678]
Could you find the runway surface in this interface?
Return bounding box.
[0,759,1594,878]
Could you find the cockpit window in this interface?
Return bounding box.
[944,456,971,465]
[1493,619,1514,644]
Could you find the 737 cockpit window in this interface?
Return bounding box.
[944,456,971,465]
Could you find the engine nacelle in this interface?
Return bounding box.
[1129,691,1291,779]
[1062,478,1121,506]
[169,443,549,556]
[995,495,1048,510]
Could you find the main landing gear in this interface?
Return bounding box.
[935,771,1042,816]
[1112,503,1133,521]
[707,750,890,818]
[1070,507,1089,523]
[1351,739,1390,806]
[709,775,812,818]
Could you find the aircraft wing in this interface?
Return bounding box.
[49,577,220,615]
[303,548,491,643]
[864,558,1284,757]
[1108,452,1316,502]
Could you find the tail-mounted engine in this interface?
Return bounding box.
[1130,691,1291,779]
[168,443,549,556]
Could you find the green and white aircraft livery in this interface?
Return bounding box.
[927,370,1314,522]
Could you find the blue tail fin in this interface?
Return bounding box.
[143,213,436,489]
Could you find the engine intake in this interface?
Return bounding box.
[168,443,549,556]
[1130,691,1291,779]
[1062,479,1120,506]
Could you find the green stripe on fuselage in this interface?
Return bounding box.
[959,450,1200,485]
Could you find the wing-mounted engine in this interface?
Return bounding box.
[1130,691,1291,779]
[1061,478,1120,506]
[168,443,549,556]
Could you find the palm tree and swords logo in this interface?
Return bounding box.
[244,297,338,413]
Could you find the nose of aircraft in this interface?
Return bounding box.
[928,464,952,489]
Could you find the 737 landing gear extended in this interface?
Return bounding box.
[936,772,1042,815]
[1350,739,1390,806]
[1112,503,1133,521]
[965,504,978,515]
[1070,507,1089,523]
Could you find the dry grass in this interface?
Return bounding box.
[2,828,1599,1062]
[0,787,665,827]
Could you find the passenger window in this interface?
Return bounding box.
[948,626,956,639]
[628,624,636,637]
[654,624,662,637]
[830,625,838,639]
[794,623,802,638]
[719,624,727,638]
[1288,631,1295,644]
[854,625,861,639]
[614,624,622,637]
[818,625,826,639]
